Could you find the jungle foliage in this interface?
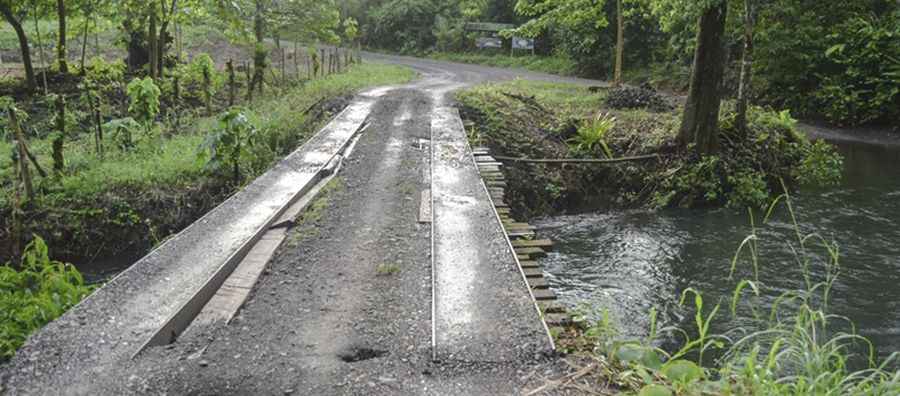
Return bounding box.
[348,0,900,127]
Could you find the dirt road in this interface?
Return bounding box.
[2,55,604,395]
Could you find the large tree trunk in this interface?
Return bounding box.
[735,0,754,132]
[0,5,36,92]
[614,0,624,86]
[56,0,68,73]
[678,1,728,155]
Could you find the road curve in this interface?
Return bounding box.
[2,55,604,395]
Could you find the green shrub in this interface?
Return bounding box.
[796,139,844,187]
[198,109,258,184]
[653,106,843,209]
[102,117,142,151]
[126,77,161,133]
[813,14,900,126]
[1,237,93,361]
[726,170,769,209]
[570,112,616,158]
[82,56,126,84]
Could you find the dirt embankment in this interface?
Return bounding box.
[0,95,350,266]
[456,81,840,220]
[457,85,681,219]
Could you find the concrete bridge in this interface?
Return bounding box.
[1,55,602,395]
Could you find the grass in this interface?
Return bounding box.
[428,51,578,77]
[375,263,401,276]
[456,79,607,119]
[1,62,413,261]
[287,177,345,245]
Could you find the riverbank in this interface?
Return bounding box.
[456,79,899,393]
[455,80,842,218]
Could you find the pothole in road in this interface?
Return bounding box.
[337,346,388,363]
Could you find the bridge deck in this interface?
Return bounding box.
[431,106,551,362]
[2,90,378,395]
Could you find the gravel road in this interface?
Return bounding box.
[2,54,605,395]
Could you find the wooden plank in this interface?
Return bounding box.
[507,230,535,239]
[496,207,511,214]
[538,301,567,314]
[528,277,550,289]
[519,260,540,268]
[512,239,553,250]
[475,155,496,162]
[504,223,535,230]
[522,267,543,277]
[418,189,432,223]
[545,313,572,326]
[516,254,530,261]
[515,247,547,258]
[532,289,557,301]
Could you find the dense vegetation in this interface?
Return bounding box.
[346,0,899,127]
[2,0,897,392]
[1,237,92,361]
[0,0,412,363]
[0,1,403,263]
[458,80,841,213]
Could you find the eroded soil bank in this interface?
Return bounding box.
[456,81,841,220]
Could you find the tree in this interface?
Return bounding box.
[735,0,753,131]
[513,0,609,74]
[0,1,37,92]
[513,0,608,38]
[56,0,68,73]
[677,0,728,154]
[614,0,624,86]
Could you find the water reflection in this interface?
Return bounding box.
[536,133,900,360]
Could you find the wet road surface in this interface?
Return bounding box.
[2,55,603,395]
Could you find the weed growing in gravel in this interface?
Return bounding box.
[286,178,344,246]
[375,263,401,276]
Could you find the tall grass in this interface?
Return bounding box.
[571,191,900,394]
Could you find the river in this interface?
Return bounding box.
[534,124,900,361]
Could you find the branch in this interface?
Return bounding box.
[492,154,660,164]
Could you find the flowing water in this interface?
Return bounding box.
[535,125,900,360]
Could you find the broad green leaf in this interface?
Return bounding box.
[638,384,673,396]
[661,359,703,383]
